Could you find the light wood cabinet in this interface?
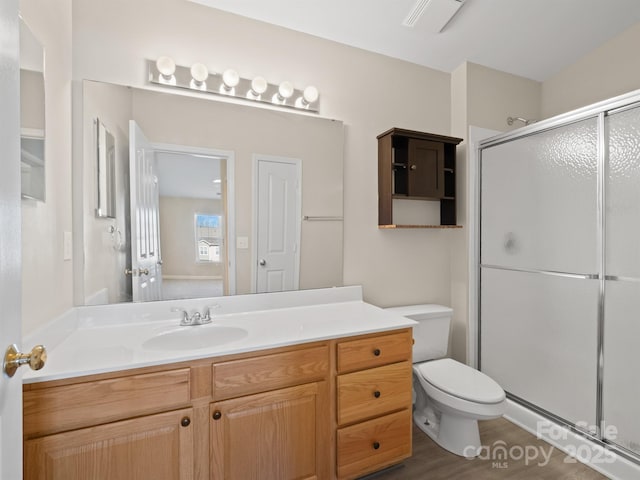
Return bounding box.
[336,330,413,479]
[24,408,194,480]
[210,345,330,479]
[23,329,413,479]
[210,382,326,479]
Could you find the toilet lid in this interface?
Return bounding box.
[416,358,505,404]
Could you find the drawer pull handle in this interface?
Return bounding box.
[212,410,222,420]
[373,348,381,356]
[373,390,381,398]
[373,441,381,450]
[180,417,191,427]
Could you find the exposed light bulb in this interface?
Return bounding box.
[156,56,176,77]
[302,85,319,104]
[250,76,268,96]
[190,63,209,83]
[278,81,294,100]
[222,69,240,89]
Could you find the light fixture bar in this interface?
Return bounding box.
[147,60,319,113]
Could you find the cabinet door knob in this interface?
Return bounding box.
[373,348,381,357]
[180,416,191,427]
[373,441,381,450]
[373,390,381,398]
[410,164,417,170]
[212,410,222,420]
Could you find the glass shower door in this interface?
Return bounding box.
[603,104,640,455]
[480,118,600,429]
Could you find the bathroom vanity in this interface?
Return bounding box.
[22,288,415,480]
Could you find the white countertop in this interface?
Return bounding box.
[23,299,416,384]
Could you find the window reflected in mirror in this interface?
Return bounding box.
[195,214,222,263]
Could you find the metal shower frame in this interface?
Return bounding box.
[474,88,640,466]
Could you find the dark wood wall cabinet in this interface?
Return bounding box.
[377,128,463,228]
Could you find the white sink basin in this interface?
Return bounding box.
[142,325,248,351]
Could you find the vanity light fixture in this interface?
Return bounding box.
[156,56,177,85]
[248,76,268,99]
[190,63,209,90]
[296,85,319,109]
[277,81,294,101]
[147,59,320,113]
[221,68,240,93]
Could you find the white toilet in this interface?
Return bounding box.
[385,304,506,458]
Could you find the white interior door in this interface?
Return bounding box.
[254,156,301,293]
[0,0,25,477]
[129,120,163,302]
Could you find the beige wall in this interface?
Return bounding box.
[20,0,73,335]
[20,70,45,131]
[24,0,640,341]
[79,81,132,304]
[542,22,640,119]
[131,88,344,294]
[71,0,454,310]
[449,62,541,363]
[159,197,223,278]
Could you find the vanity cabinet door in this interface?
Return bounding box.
[210,382,329,480]
[24,408,194,480]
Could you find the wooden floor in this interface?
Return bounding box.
[366,418,608,480]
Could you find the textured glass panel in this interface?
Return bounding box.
[603,280,640,454]
[606,105,640,279]
[481,118,598,273]
[480,268,598,427]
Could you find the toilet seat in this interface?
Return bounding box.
[416,358,505,405]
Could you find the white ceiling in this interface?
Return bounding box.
[189,0,640,81]
[156,151,222,200]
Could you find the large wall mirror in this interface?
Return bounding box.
[19,17,45,202]
[77,80,344,305]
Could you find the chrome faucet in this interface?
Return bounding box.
[171,305,221,326]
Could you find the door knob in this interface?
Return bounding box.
[3,344,47,378]
[139,268,150,276]
[259,259,266,266]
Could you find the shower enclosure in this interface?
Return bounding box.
[477,90,640,464]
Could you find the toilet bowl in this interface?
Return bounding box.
[385,305,506,457]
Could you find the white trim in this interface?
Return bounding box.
[467,126,501,368]
[151,142,236,295]
[252,154,302,293]
[20,127,44,139]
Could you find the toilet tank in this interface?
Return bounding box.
[385,304,453,363]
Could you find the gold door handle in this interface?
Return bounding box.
[3,344,47,378]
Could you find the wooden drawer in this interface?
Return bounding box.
[213,345,329,400]
[337,409,412,479]
[23,368,191,438]
[337,330,412,373]
[337,361,412,426]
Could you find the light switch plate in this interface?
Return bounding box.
[236,236,249,249]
